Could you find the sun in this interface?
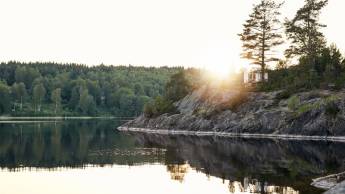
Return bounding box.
[207,64,233,80]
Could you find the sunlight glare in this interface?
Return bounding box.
[207,64,232,80]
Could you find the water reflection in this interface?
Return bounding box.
[0,120,344,194]
[165,163,299,194]
[133,133,345,194]
[228,178,298,194]
[167,163,190,183]
[0,120,164,168]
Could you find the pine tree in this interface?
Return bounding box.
[320,44,344,78]
[239,0,284,80]
[78,87,95,114]
[33,83,46,112]
[285,0,328,73]
[0,82,11,114]
[51,88,62,114]
[11,82,27,111]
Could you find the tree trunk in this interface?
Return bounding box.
[261,20,266,82]
[38,98,41,112]
[307,7,316,72]
[261,43,265,82]
[20,97,23,111]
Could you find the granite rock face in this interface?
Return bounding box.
[123,87,345,136]
[324,181,345,194]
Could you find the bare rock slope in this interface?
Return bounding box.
[123,87,345,136]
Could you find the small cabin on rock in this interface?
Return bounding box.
[243,67,268,86]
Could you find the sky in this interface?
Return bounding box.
[0,0,344,73]
[0,164,297,194]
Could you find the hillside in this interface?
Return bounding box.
[0,62,181,117]
[122,86,345,137]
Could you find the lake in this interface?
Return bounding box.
[0,119,344,194]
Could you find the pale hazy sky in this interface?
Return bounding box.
[0,0,344,72]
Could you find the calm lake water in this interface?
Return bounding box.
[0,119,345,194]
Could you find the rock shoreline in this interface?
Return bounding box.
[325,181,345,194]
[121,87,345,137]
[119,88,345,193]
[118,126,345,142]
[312,171,345,190]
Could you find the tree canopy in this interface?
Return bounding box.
[239,0,284,78]
[285,0,328,73]
[0,62,181,116]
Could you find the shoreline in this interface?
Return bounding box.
[0,116,135,120]
[117,127,345,142]
[311,171,345,190]
[0,116,135,123]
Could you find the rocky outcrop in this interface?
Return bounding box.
[122,86,345,136]
[312,171,345,190]
[325,181,345,194]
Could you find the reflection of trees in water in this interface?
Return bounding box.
[166,163,190,183]
[165,162,299,193]
[0,120,158,169]
[228,178,298,194]
[2,124,345,194]
[133,133,345,194]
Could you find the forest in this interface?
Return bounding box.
[0,61,181,117]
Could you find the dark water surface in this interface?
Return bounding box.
[0,119,344,194]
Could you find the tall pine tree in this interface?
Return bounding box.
[239,0,284,80]
[51,88,62,114]
[33,83,46,112]
[11,82,27,111]
[285,0,328,73]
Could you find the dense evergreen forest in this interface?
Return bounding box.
[0,61,181,117]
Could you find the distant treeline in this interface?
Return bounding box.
[0,61,182,116]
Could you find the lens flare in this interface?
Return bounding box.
[207,64,232,80]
